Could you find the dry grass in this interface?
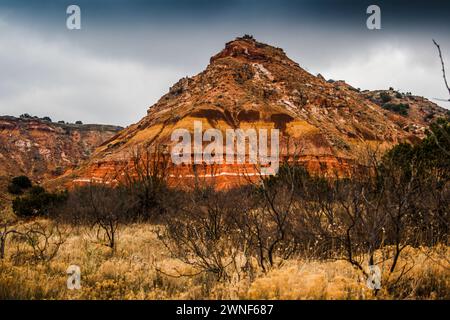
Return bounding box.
[0,219,448,300]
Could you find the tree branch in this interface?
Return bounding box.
[433,39,450,100]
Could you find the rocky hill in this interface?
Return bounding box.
[61,36,449,189]
[362,89,449,135]
[0,116,122,201]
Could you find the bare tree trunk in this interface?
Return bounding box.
[0,235,5,259]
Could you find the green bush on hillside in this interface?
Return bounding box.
[7,176,32,195]
[382,103,409,116]
[380,92,392,103]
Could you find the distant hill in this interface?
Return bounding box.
[0,116,122,208]
[362,89,449,135]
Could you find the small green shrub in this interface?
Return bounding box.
[7,183,23,195]
[380,92,392,103]
[7,176,32,195]
[382,103,410,116]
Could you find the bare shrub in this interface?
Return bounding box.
[0,223,18,260]
[122,145,171,221]
[7,220,66,263]
[233,164,304,272]
[19,221,66,262]
[157,187,250,281]
[61,185,136,252]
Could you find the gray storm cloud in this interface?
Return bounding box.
[0,17,189,126]
[0,5,449,127]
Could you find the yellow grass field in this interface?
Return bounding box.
[1,219,448,300]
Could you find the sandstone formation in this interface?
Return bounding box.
[59,36,449,189]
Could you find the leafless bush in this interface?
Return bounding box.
[157,187,251,281]
[7,221,66,263]
[233,164,303,272]
[61,185,137,251]
[19,221,66,262]
[0,223,18,260]
[121,145,171,221]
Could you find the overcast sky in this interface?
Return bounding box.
[0,0,449,126]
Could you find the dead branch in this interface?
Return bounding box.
[433,39,450,99]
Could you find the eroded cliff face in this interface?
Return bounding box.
[0,116,122,185]
[64,37,448,189]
